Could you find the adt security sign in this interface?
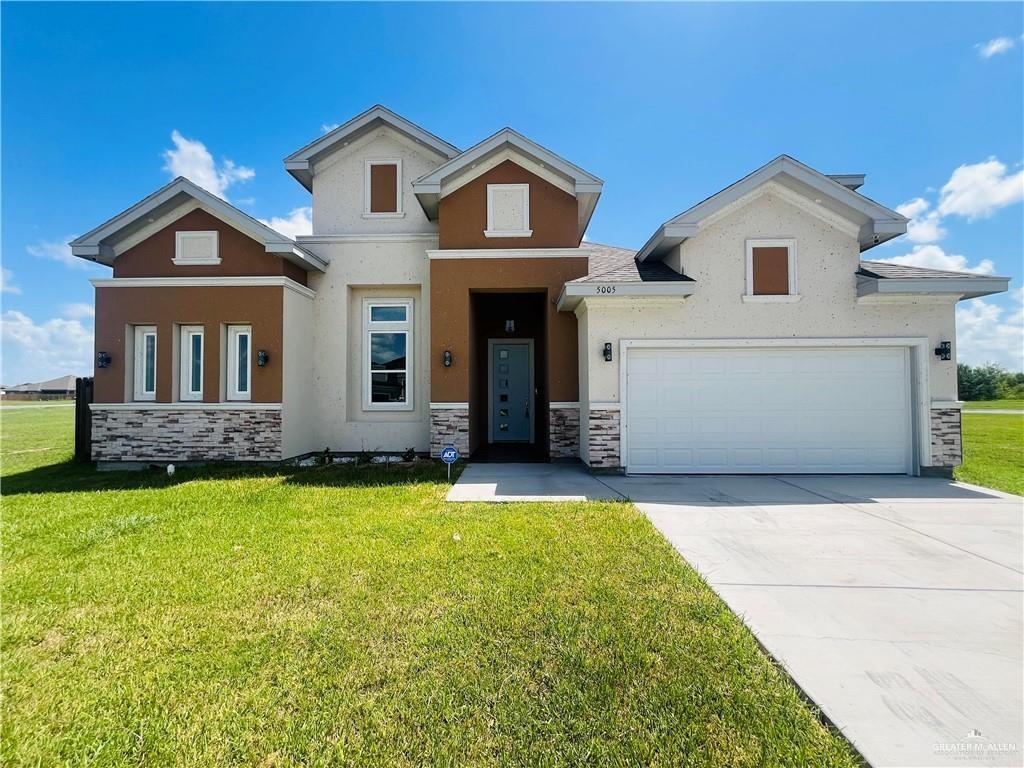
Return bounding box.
[440,445,459,479]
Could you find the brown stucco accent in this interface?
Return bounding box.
[93,285,283,403]
[430,256,587,409]
[438,160,580,250]
[752,246,789,295]
[370,163,398,213]
[113,208,308,285]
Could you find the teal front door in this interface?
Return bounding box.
[490,341,532,442]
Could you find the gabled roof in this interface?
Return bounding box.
[69,177,326,272]
[411,127,604,240]
[569,243,690,284]
[857,260,1010,300]
[636,155,908,262]
[284,105,460,191]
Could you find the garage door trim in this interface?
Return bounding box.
[619,337,931,474]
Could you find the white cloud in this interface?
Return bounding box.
[26,235,87,269]
[957,288,1024,370]
[62,302,95,319]
[875,244,995,275]
[976,36,1016,58]
[162,130,254,200]
[938,158,1024,220]
[1,268,21,295]
[258,207,313,240]
[321,123,340,134]
[1,310,94,383]
[895,197,947,243]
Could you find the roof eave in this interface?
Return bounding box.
[857,276,1010,301]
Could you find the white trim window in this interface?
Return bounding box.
[485,183,532,238]
[179,325,204,401]
[133,325,157,401]
[363,159,404,218]
[744,238,800,302]
[364,299,413,411]
[173,231,221,265]
[227,325,252,401]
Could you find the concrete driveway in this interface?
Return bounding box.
[601,474,1023,768]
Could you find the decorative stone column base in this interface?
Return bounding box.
[430,405,469,458]
[91,406,282,462]
[549,405,580,459]
[930,408,962,468]
[588,408,621,470]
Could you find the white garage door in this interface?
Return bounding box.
[625,346,912,474]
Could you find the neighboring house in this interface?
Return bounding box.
[71,106,1009,474]
[3,374,78,400]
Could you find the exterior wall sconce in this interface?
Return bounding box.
[934,341,951,361]
[97,351,112,369]
[257,350,270,367]
[603,343,613,362]
[443,350,453,368]
[505,320,516,334]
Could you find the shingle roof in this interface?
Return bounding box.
[858,260,1004,280]
[576,243,693,283]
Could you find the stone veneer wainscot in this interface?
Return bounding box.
[429,406,469,459]
[929,408,962,468]
[587,408,620,469]
[91,406,282,462]
[549,405,580,459]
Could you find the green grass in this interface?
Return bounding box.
[955,412,1024,495]
[1,407,859,767]
[962,399,1024,410]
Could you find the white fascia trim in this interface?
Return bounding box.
[589,402,621,411]
[483,230,533,238]
[298,233,437,244]
[557,281,696,312]
[91,402,282,411]
[616,337,932,471]
[427,248,590,260]
[636,155,907,262]
[549,401,581,409]
[931,401,964,410]
[69,176,327,272]
[857,276,1010,300]
[90,276,316,300]
[429,402,469,409]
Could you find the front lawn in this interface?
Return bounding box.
[955,412,1024,495]
[962,398,1024,410]
[1,406,858,766]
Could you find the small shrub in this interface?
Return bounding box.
[402,447,417,463]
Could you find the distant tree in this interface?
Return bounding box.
[958,363,1002,401]
[997,370,1024,399]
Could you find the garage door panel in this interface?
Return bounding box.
[625,347,911,474]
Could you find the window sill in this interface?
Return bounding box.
[172,258,222,266]
[362,212,405,219]
[484,230,533,238]
[363,404,415,413]
[742,294,802,303]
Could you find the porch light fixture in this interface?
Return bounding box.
[443,349,453,368]
[504,320,515,334]
[934,341,951,361]
[257,350,270,367]
[97,351,112,369]
[603,343,613,362]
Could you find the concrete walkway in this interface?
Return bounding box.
[447,463,624,502]
[601,474,1024,768]
[963,409,1024,415]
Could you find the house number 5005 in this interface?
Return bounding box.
[596,285,616,294]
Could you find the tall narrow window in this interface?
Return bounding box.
[364,159,402,216]
[364,299,413,411]
[745,239,799,301]
[179,325,204,401]
[133,325,157,401]
[227,325,252,401]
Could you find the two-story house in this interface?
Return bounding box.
[72,105,1009,474]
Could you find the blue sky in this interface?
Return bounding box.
[2,2,1022,383]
